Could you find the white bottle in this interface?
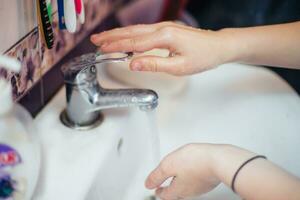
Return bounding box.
[0,55,40,200]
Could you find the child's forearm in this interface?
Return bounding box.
[212,145,300,200]
[221,21,300,69]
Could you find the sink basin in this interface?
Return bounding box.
[33,63,300,200]
[151,63,300,200]
[32,82,159,200]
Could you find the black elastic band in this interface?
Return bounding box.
[231,155,267,193]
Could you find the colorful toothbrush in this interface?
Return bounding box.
[46,0,53,23]
[36,0,54,49]
[74,0,82,14]
[64,0,77,33]
[74,0,85,24]
[78,0,85,24]
[57,0,66,29]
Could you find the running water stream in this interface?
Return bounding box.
[123,110,161,200]
[145,110,161,166]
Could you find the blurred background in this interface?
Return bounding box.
[185,0,300,94]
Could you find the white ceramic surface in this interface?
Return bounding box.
[33,63,300,200]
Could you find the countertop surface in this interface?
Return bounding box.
[33,63,300,200]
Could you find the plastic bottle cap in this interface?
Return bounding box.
[0,80,13,115]
[0,55,21,115]
[0,178,14,198]
[0,55,20,72]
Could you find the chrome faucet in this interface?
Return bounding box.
[60,52,158,130]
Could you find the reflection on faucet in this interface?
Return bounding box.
[60,52,158,130]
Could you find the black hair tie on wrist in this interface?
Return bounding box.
[231,155,267,193]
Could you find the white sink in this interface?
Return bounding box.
[32,77,159,199]
[33,63,300,200]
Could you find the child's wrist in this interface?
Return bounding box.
[217,28,246,64]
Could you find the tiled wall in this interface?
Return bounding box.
[0,0,116,101]
[0,0,132,116]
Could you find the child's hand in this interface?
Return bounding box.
[145,144,221,200]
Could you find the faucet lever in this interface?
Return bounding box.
[61,52,133,85]
[74,52,133,70]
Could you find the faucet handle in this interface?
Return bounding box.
[61,52,133,84]
[94,52,133,65]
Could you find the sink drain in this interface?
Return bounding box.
[144,195,156,200]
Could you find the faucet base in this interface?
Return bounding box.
[60,109,104,131]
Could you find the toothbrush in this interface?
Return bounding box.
[57,0,66,29]
[46,0,53,23]
[74,0,85,24]
[36,0,54,49]
[79,0,85,24]
[64,0,77,33]
[74,0,82,14]
[78,0,85,24]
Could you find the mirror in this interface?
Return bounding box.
[0,0,37,53]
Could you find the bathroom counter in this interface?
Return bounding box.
[33,63,300,200]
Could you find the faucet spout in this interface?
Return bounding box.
[89,89,158,113]
[60,52,159,130]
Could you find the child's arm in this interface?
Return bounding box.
[223,21,300,69]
